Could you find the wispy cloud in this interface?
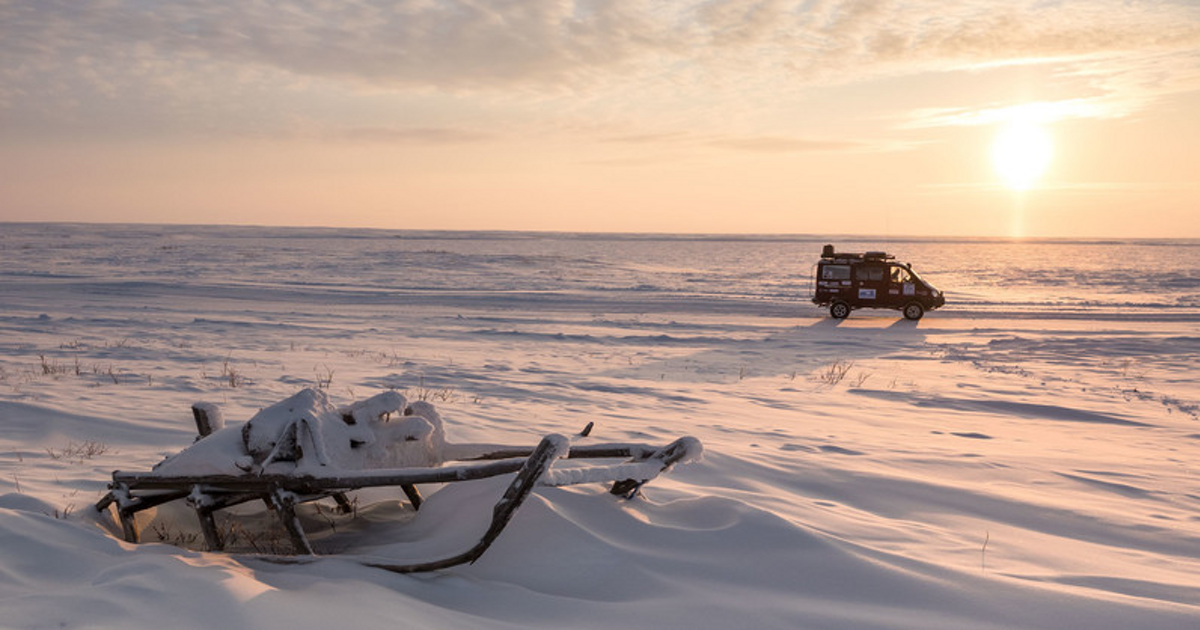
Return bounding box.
[707,136,864,153]
[921,181,1200,195]
[7,1,1197,87]
[776,0,1200,80]
[0,0,679,92]
[600,130,862,152]
[904,98,1116,128]
[338,126,493,145]
[2,0,1197,136]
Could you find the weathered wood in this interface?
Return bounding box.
[99,487,191,542]
[196,491,265,512]
[186,485,226,551]
[101,430,698,570]
[400,484,423,510]
[332,492,354,514]
[196,506,224,551]
[268,488,314,555]
[363,435,561,574]
[94,491,116,512]
[609,437,698,498]
[453,442,643,462]
[192,404,217,438]
[609,478,642,498]
[118,507,140,543]
[108,438,696,513]
[110,443,654,494]
[111,458,531,493]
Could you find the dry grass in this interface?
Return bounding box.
[408,375,457,403]
[45,440,110,462]
[815,360,855,387]
[220,357,244,388]
[150,516,309,555]
[315,365,335,390]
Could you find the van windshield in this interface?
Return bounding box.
[907,267,937,291]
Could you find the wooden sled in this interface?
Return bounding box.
[94,388,701,573]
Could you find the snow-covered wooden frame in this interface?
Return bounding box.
[94,389,700,573]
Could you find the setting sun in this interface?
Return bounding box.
[992,118,1054,191]
[2,1,1198,238]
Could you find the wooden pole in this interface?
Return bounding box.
[268,488,314,555]
[192,404,216,438]
[401,484,423,510]
[363,435,561,573]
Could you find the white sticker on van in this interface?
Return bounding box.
[903,283,915,296]
[859,288,876,300]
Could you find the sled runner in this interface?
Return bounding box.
[94,388,701,573]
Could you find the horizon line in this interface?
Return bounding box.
[3,220,1197,244]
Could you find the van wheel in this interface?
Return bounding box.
[830,301,850,319]
[903,302,924,320]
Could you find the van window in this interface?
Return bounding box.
[822,265,851,280]
[857,266,886,282]
[891,266,912,283]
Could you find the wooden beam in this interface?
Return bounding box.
[363,435,561,573]
[191,404,217,438]
[400,484,423,510]
[196,506,224,551]
[268,488,314,555]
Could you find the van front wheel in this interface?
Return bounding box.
[903,302,924,320]
[830,301,851,319]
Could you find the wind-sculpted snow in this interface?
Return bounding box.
[1,224,1199,629]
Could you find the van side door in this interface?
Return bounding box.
[853,263,888,306]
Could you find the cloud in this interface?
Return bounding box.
[696,0,1200,92]
[922,181,1200,194]
[0,0,679,92]
[6,1,1197,89]
[597,129,865,154]
[904,98,1116,128]
[707,136,863,153]
[339,126,493,145]
[2,0,1198,137]
[601,131,697,145]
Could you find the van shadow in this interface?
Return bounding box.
[602,316,929,384]
[889,318,921,330]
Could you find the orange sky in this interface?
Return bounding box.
[2,1,1198,238]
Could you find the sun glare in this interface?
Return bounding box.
[992,119,1053,191]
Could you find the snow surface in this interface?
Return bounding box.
[1,224,1199,629]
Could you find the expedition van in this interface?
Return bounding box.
[812,244,944,320]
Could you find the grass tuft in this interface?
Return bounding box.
[45,440,110,462]
[815,360,854,387]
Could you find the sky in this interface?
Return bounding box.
[2,0,1199,238]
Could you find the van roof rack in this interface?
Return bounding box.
[820,244,893,261]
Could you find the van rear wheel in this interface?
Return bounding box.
[830,301,850,319]
[903,302,924,320]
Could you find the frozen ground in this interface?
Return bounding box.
[1,225,1198,629]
